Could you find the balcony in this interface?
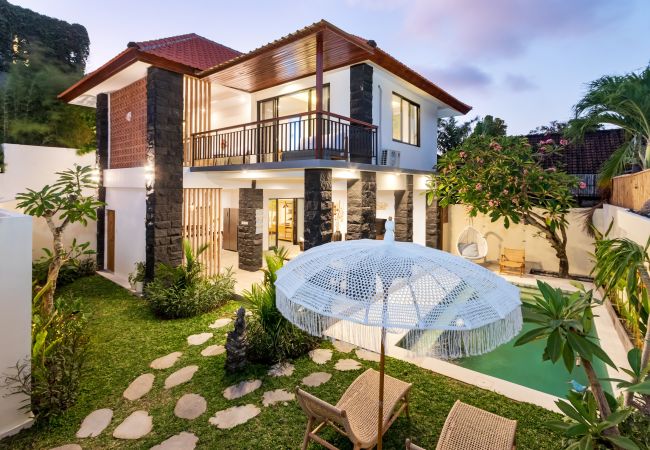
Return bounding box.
[189,111,377,167]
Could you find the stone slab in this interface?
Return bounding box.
[123,373,155,401]
[302,372,332,387]
[51,445,82,450]
[113,410,153,440]
[174,393,207,420]
[200,344,225,357]
[332,340,356,353]
[268,362,294,377]
[208,318,231,329]
[187,333,213,346]
[335,359,362,371]
[208,404,261,429]
[223,379,262,400]
[309,349,332,364]
[150,352,182,370]
[355,349,380,362]
[262,389,295,407]
[76,408,113,438]
[151,431,199,450]
[164,365,199,389]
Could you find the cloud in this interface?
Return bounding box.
[424,63,493,91]
[402,0,632,59]
[504,74,537,92]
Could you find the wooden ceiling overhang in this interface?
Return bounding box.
[198,23,373,93]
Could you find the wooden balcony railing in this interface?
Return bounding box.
[189,111,377,167]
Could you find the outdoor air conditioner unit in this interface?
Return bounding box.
[380,149,401,167]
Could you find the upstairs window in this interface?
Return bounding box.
[392,93,420,146]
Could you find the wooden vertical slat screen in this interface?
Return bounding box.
[183,76,212,165]
[611,169,650,211]
[182,188,221,276]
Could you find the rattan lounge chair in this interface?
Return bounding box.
[296,368,412,450]
[499,247,526,276]
[405,400,517,450]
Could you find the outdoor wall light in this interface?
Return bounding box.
[144,159,155,190]
[90,164,101,186]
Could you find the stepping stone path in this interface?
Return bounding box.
[123,373,154,400]
[209,318,231,329]
[268,362,295,377]
[335,359,362,371]
[76,408,113,438]
[302,372,332,387]
[332,340,356,353]
[174,393,207,420]
[355,348,381,362]
[50,445,82,450]
[151,431,199,450]
[150,351,182,369]
[209,404,260,429]
[187,332,213,346]
[262,389,295,407]
[165,365,199,389]
[112,410,153,440]
[200,344,225,357]
[309,348,332,364]
[223,379,262,400]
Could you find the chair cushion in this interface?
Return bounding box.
[459,243,479,258]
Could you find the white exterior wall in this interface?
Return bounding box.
[103,168,146,282]
[0,210,33,438]
[595,204,650,249]
[0,144,96,259]
[371,65,440,171]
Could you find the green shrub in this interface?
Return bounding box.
[144,240,235,319]
[243,248,319,364]
[32,240,96,289]
[4,285,88,421]
[621,412,650,449]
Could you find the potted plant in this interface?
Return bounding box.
[128,261,145,293]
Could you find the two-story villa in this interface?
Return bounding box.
[59,20,471,282]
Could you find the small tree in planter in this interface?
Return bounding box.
[128,261,146,293]
[428,135,577,277]
[16,164,102,314]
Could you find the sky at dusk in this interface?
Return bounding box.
[12,0,650,134]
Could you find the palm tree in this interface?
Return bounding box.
[568,64,650,187]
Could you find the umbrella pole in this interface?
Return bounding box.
[377,326,386,450]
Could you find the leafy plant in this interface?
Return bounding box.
[606,348,650,415]
[144,240,235,319]
[437,116,476,154]
[567,64,650,187]
[4,283,88,421]
[243,248,320,364]
[429,135,577,276]
[32,239,96,289]
[16,165,103,314]
[128,261,146,286]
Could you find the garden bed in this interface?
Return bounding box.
[0,275,564,449]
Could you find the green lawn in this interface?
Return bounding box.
[1,275,563,449]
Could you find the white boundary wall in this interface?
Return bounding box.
[0,210,33,438]
[0,144,96,259]
[595,204,650,248]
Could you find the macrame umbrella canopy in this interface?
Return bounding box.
[275,234,521,359]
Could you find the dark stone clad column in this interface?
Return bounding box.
[145,67,184,281]
[304,169,332,250]
[346,171,376,240]
[238,188,263,271]
[394,174,413,242]
[95,93,109,270]
[425,198,440,249]
[349,63,373,163]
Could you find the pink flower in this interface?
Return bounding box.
[503,189,509,195]
[475,183,482,191]
[459,151,467,158]
[579,181,587,190]
[560,138,569,146]
[544,138,555,145]
[488,200,495,207]
[546,167,557,172]
[523,169,528,175]
[539,146,546,153]
[489,141,502,151]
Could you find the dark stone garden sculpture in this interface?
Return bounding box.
[225,307,248,373]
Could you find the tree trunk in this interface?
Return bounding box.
[582,358,621,439]
[524,213,570,277]
[43,219,65,316]
[555,244,570,279]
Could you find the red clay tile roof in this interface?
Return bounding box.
[526,128,626,174]
[134,33,241,70]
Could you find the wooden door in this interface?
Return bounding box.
[106,209,115,271]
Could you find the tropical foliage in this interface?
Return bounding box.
[471,114,508,137]
[437,116,476,154]
[243,248,320,364]
[32,240,96,289]
[17,165,102,314]
[429,135,577,276]
[567,64,650,187]
[144,240,235,319]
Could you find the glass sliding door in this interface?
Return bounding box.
[268,199,278,249]
[267,198,304,249]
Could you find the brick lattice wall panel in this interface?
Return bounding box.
[394,174,413,242]
[304,169,333,250]
[110,77,147,169]
[347,171,376,240]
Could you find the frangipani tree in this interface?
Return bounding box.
[17,164,102,314]
[428,135,577,277]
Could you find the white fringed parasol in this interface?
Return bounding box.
[275,218,521,449]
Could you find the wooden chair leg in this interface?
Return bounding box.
[302,417,314,450]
